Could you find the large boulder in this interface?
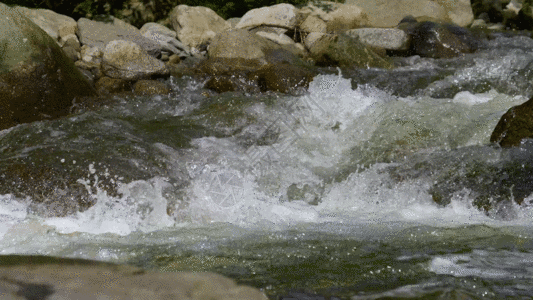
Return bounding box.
[77,17,161,57]
[0,3,96,130]
[102,40,169,80]
[13,6,76,41]
[170,5,230,48]
[345,0,474,27]
[491,96,533,147]
[236,3,299,30]
[0,255,267,300]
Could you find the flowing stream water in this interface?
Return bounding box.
[2,35,533,299]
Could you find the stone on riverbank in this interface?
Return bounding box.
[345,28,410,50]
[0,255,267,300]
[309,33,394,69]
[345,0,474,27]
[236,3,299,30]
[102,40,169,80]
[78,16,161,57]
[14,6,76,42]
[408,21,476,58]
[170,5,230,48]
[0,3,96,130]
[491,97,533,147]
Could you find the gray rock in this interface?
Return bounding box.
[142,29,191,56]
[102,40,168,80]
[170,5,230,48]
[236,3,298,30]
[0,255,268,300]
[345,28,409,50]
[14,6,76,41]
[77,17,161,57]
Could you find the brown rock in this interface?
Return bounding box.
[205,76,237,93]
[96,76,132,94]
[253,63,317,93]
[170,5,230,48]
[133,80,171,96]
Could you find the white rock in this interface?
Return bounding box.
[236,3,298,30]
[345,28,409,50]
[170,5,230,48]
[255,31,295,45]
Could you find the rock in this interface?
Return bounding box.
[227,17,241,29]
[142,28,192,56]
[170,5,230,48]
[0,3,96,130]
[345,28,410,50]
[491,97,533,147]
[102,40,169,80]
[236,3,299,30]
[252,63,317,93]
[409,21,475,58]
[471,0,505,23]
[59,33,81,51]
[140,22,177,38]
[62,45,80,62]
[322,4,369,32]
[77,17,161,57]
[13,6,76,41]
[470,18,488,28]
[95,76,132,94]
[300,15,327,33]
[308,33,394,69]
[205,76,238,93]
[205,29,282,72]
[0,255,267,300]
[133,79,172,96]
[255,31,295,45]
[345,0,474,27]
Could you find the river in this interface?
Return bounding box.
[2,34,533,299]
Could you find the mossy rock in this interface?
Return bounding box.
[0,3,96,130]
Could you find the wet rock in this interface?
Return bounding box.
[0,255,267,300]
[345,0,474,27]
[345,28,410,50]
[77,17,161,57]
[102,40,169,80]
[409,21,475,58]
[309,33,394,69]
[13,6,76,42]
[96,76,132,94]
[252,63,317,93]
[170,5,230,49]
[133,79,171,96]
[236,3,299,30]
[0,3,96,130]
[205,76,238,93]
[471,0,506,23]
[491,96,533,147]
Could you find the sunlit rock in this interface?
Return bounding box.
[102,40,169,80]
[170,5,230,48]
[13,6,76,42]
[236,3,299,30]
[345,28,410,50]
[140,22,191,57]
[0,3,96,130]
[345,0,474,27]
[78,16,161,57]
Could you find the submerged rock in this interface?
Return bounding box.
[491,96,533,147]
[252,63,317,93]
[0,255,267,300]
[133,79,172,96]
[0,3,96,130]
